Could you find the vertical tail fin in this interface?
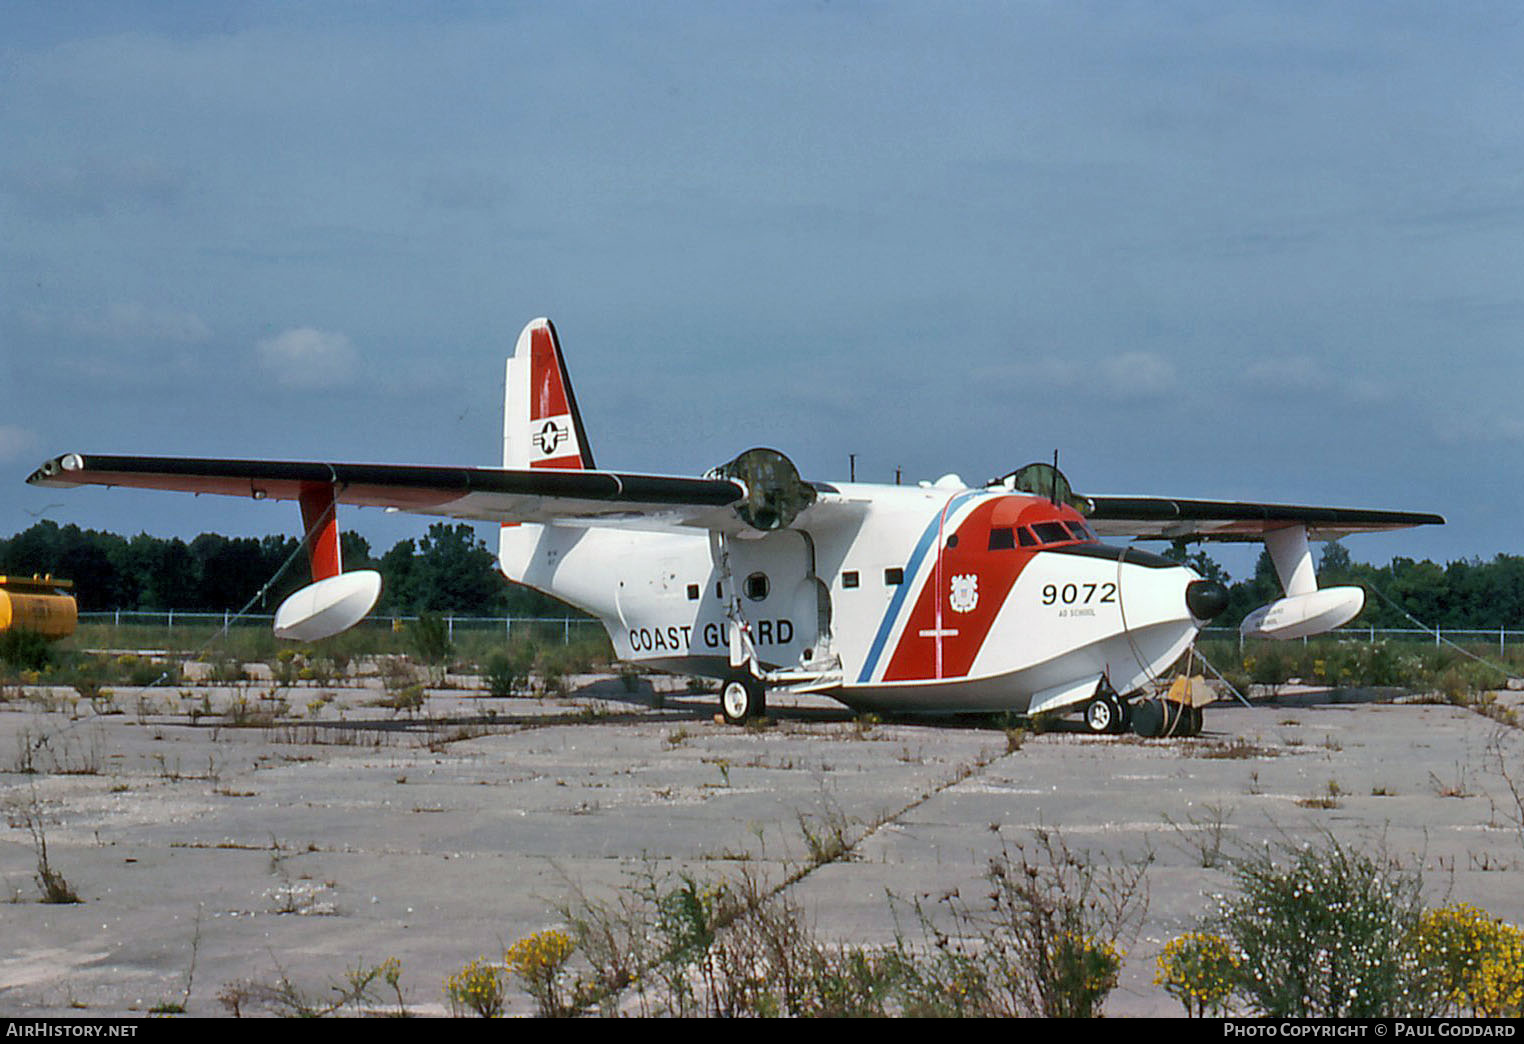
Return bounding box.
[503,318,596,470]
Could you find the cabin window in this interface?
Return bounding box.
[744,572,769,601]
[988,527,1015,551]
[686,583,700,601]
[842,571,859,589]
[884,567,904,586]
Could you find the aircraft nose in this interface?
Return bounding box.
[1186,579,1230,622]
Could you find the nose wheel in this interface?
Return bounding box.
[1083,693,1130,735]
[720,672,767,725]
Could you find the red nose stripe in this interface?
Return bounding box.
[881,498,1036,683]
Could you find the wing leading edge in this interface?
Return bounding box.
[28,453,747,531]
[1086,494,1445,542]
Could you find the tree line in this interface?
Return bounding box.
[1170,541,1524,630]
[0,520,573,617]
[5,519,1522,629]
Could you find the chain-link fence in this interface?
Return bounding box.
[1200,626,1524,654]
[74,610,607,651]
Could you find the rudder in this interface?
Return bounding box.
[503,318,596,470]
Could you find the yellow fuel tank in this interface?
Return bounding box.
[0,576,77,640]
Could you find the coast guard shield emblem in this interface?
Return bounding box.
[949,574,978,613]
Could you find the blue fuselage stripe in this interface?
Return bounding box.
[855,491,983,684]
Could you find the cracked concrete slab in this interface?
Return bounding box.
[1,678,1520,1017]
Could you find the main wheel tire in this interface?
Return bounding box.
[720,674,766,725]
[1130,698,1165,738]
[1084,694,1127,735]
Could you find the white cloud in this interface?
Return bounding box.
[3,155,185,215]
[1097,351,1177,400]
[25,302,212,344]
[257,328,358,389]
[0,426,39,462]
[92,302,211,343]
[983,350,1178,402]
[1245,355,1328,394]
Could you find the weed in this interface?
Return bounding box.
[376,684,426,716]
[853,712,881,737]
[1156,931,1239,1017]
[220,956,407,1018]
[4,786,80,904]
[0,629,53,671]
[1165,802,1235,869]
[898,829,1150,1017]
[1413,903,1524,1017]
[1429,764,1472,799]
[445,957,502,1011]
[483,645,534,698]
[12,727,104,776]
[1198,737,1277,760]
[1211,835,1431,1017]
[743,714,775,734]
[1486,731,1524,850]
[796,804,857,866]
[504,929,576,1017]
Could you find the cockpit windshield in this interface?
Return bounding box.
[987,519,1093,551]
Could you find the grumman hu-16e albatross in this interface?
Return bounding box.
[29,319,1443,735]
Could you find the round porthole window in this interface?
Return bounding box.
[744,572,769,601]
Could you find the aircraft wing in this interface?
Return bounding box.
[27,453,748,531]
[1085,494,1444,542]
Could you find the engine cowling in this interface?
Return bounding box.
[274,570,383,641]
[1239,585,1364,641]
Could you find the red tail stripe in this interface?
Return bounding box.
[529,325,570,421]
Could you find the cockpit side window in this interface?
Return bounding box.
[1032,521,1072,544]
[1017,526,1037,548]
[1064,521,1095,542]
[988,527,1016,551]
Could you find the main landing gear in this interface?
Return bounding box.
[720,672,767,725]
[1083,692,1131,735]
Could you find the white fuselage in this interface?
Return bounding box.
[499,482,1204,715]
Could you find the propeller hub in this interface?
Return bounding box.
[1186,579,1230,622]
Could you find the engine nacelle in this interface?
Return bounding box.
[274,570,383,641]
[1239,585,1364,641]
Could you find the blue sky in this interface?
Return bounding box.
[4,2,1521,580]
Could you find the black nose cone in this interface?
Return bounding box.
[1186,579,1230,622]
